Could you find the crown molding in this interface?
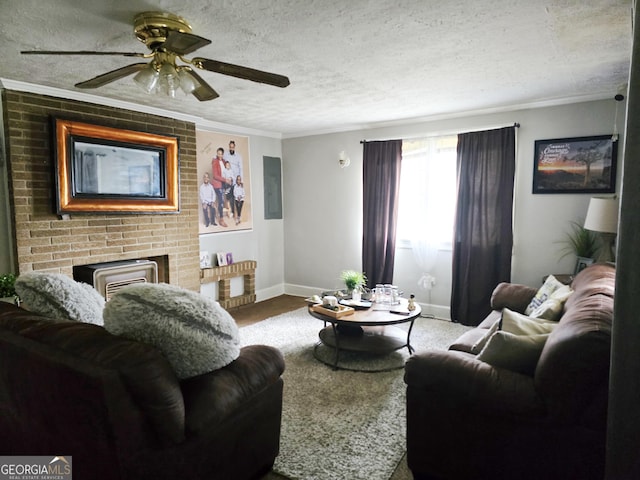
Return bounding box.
[0,78,282,139]
[1,78,617,141]
[281,92,615,139]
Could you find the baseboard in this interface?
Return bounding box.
[284,283,325,299]
[256,284,286,302]
[226,281,451,320]
[284,283,452,321]
[418,302,451,321]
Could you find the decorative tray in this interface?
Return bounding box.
[339,299,373,310]
[310,304,355,319]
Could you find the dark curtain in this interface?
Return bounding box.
[451,127,516,326]
[362,140,402,288]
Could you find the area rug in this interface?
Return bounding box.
[240,307,470,480]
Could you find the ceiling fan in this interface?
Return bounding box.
[21,11,290,101]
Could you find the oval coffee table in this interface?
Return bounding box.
[308,300,422,371]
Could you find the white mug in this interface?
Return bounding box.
[323,295,338,307]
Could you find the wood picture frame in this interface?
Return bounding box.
[575,256,595,275]
[532,135,617,194]
[199,251,212,269]
[216,252,228,266]
[53,118,180,214]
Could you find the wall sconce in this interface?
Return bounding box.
[338,151,350,168]
[584,196,619,262]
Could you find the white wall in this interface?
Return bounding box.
[0,97,623,313]
[198,132,286,301]
[282,99,624,318]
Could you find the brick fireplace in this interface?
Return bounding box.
[3,90,201,292]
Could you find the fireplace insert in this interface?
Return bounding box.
[73,259,158,300]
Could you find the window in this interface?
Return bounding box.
[397,135,458,247]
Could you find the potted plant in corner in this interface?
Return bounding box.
[340,270,367,301]
[559,221,598,274]
[0,273,19,305]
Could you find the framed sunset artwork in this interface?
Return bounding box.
[532,135,617,194]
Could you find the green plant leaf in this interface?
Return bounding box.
[340,270,367,290]
[558,221,599,260]
[0,273,17,298]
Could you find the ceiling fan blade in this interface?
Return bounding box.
[182,69,219,101]
[192,57,290,88]
[21,50,146,57]
[163,31,211,56]
[75,63,148,89]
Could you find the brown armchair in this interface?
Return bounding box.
[0,301,285,480]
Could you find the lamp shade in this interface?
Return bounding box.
[584,197,619,233]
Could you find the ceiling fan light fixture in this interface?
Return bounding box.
[133,63,159,93]
[178,68,199,95]
[157,61,180,97]
[23,11,289,102]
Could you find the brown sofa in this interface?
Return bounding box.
[404,263,615,480]
[0,301,285,480]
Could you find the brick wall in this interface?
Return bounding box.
[3,90,201,291]
[200,260,257,308]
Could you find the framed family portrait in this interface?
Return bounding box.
[196,130,252,234]
[53,118,179,214]
[532,135,617,194]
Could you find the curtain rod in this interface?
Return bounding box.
[360,122,520,144]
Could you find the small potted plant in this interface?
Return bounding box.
[559,221,599,273]
[340,270,367,301]
[0,273,18,305]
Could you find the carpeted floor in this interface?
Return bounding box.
[239,305,470,480]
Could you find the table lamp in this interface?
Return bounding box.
[584,196,619,262]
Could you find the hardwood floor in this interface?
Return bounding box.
[227,294,307,327]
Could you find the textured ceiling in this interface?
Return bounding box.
[0,0,633,136]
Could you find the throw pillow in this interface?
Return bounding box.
[528,299,564,320]
[524,275,566,315]
[14,272,105,325]
[103,283,240,379]
[477,331,550,375]
[501,308,558,335]
[527,285,574,320]
[470,308,556,354]
[470,318,501,354]
[549,284,574,302]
